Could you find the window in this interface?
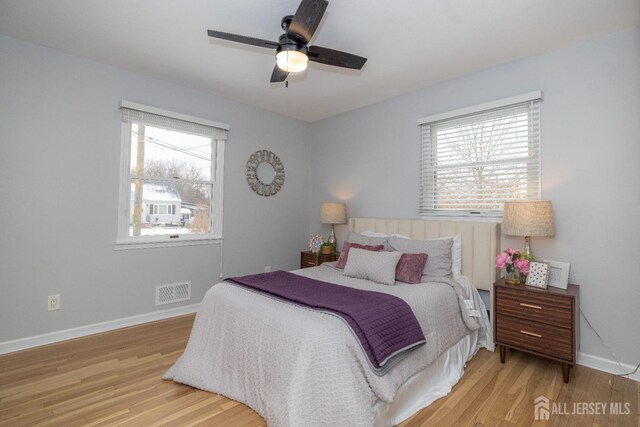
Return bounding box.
[117,102,229,248]
[418,92,542,217]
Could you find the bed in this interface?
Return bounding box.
[165,218,499,426]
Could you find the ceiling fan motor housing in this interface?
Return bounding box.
[279,14,307,53]
[276,35,308,57]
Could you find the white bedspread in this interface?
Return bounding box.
[164,265,490,427]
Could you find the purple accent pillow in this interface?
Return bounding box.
[336,241,385,269]
[395,253,429,284]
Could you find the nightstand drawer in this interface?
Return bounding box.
[496,286,572,327]
[496,314,573,361]
[300,251,337,269]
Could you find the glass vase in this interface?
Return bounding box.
[505,267,521,285]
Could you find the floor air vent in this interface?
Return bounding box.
[155,282,191,306]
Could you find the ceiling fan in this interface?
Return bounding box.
[207,0,367,83]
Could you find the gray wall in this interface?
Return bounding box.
[309,28,640,366]
[0,35,312,342]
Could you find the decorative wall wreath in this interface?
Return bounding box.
[245,149,285,197]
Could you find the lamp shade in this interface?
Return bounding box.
[503,200,555,237]
[319,202,347,225]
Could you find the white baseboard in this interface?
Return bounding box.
[0,303,199,355]
[578,351,640,382]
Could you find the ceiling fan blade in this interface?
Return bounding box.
[307,45,367,70]
[207,30,279,49]
[287,0,328,45]
[270,65,289,83]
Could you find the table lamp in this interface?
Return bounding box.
[320,202,347,247]
[503,200,555,257]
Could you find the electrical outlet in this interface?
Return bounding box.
[48,294,60,311]
[264,266,271,272]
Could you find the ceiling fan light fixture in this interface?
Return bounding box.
[276,49,308,73]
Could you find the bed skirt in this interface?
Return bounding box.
[375,331,478,426]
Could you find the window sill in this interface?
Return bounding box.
[115,236,223,250]
[419,213,502,223]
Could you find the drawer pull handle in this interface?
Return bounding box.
[519,303,542,310]
[520,330,542,338]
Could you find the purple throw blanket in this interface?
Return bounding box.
[225,270,426,370]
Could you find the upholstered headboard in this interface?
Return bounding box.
[349,217,500,291]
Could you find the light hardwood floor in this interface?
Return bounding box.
[0,315,637,426]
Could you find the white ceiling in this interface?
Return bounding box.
[1,0,638,122]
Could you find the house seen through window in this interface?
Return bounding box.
[118,103,228,246]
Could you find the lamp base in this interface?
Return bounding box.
[328,225,336,247]
[523,236,531,258]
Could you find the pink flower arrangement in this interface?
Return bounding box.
[496,247,532,275]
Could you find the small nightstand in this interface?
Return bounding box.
[300,251,337,269]
[493,279,579,383]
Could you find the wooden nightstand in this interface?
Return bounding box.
[300,251,337,269]
[493,279,579,383]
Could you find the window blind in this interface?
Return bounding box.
[121,107,228,141]
[420,99,540,216]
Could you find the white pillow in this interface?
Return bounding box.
[347,231,391,251]
[343,248,402,286]
[361,230,410,239]
[436,234,462,278]
[360,231,462,277]
[360,230,387,238]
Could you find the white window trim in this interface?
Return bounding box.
[115,102,228,249]
[418,92,543,219]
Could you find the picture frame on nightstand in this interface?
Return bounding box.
[308,235,324,254]
[526,261,550,289]
[543,259,571,290]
